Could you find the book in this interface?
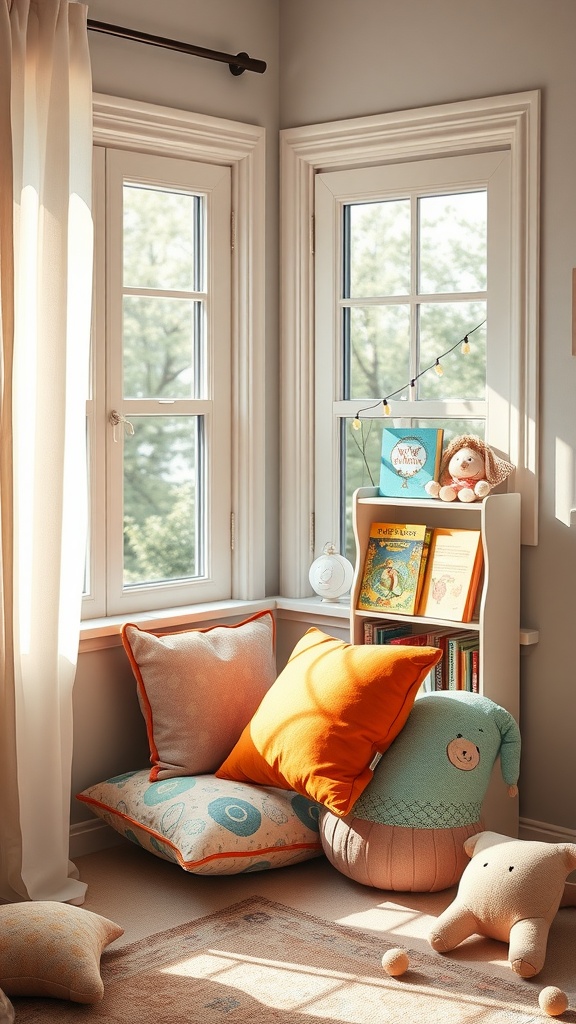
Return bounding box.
[388,627,439,694]
[458,634,480,691]
[415,526,433,608]
[417,527,484,622]
[471,647,480,693]
[357,522,431,615]
[379,427,444,499]
[373,622,412,644]
[421,626,454,690]
[445,630,477,689]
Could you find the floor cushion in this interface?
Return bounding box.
[77,771,323,875]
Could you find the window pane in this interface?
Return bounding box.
[342,417,383,561]
[123,416,201,586]
[347,200,410,298]
[419,191,487,294]
[418,302,486,400]
[347,305,410,399]
[122,296,203,399]
[123,185,202,292]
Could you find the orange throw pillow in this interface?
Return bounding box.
[216,627,441,817]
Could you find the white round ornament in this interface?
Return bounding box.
[308,543,354,602]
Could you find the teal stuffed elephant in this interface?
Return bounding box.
[320,691,521,892]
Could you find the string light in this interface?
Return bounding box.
[351,319,485,423]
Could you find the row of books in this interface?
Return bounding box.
[363,619,480,693]
[357,521,483,622]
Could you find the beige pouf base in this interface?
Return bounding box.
[320,811,482,892]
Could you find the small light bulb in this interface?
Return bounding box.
[352,417,362,431]
[383,399,391,416]
[434,359,444,377]
[462,335,470,354]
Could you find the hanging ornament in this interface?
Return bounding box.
[309,542,354,602]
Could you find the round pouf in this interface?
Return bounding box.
[320,811,480,892]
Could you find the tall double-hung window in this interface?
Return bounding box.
[85,97,266,619]
[280,92,539,596]
[315,154,503,560]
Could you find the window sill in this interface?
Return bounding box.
[79,594,351,653]
[80,595,537,654]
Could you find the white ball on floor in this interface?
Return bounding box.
[538,986,569,1017]
[381,948,410,976]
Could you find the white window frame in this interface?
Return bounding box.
[280,91,540,597]
[314,152,511,553]
[85,94,266,618]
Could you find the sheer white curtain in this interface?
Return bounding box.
[0,0,93,903]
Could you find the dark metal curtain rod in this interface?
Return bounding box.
[87,19,266,76]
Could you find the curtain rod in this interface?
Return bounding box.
[87,19,267,76]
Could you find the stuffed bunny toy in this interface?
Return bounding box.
[426,435,514,503]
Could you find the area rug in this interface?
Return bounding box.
[12,896,574,1023]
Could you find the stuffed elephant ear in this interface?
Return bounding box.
[493,706,521,787]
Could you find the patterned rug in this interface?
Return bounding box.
[13,896,574,1022]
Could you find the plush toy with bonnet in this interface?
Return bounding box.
[429,830,576,978]
[425,435,514,503]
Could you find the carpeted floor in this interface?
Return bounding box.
[11,843,576,1022]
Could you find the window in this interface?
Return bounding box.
[280,92,539,597]
[85,96,266,619]
[315,154,509,561]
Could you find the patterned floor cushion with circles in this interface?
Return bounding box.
[77,771,323,874]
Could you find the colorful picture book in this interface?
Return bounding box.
[418,527,483,622]
[379,427,444,499]
[357,522,431,614]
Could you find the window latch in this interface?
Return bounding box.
[109,409,135,442]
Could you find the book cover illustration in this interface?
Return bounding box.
[379,427,444,499]
[357,522,430,614]
[418,528,484,622]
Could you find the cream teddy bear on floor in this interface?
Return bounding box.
[429,830,576,978]
[425,435,514,503]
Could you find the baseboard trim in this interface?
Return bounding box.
[71,815,575,861]
[519,817,576,843]
[70,818,125,859]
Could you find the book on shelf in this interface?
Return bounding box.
[379,427,444,499]
[357,522,431,615]
[424,626,454,691]
[417,527,484,622]
[363,620,412,644]
[387,626,440,694]
[445,630,478,690]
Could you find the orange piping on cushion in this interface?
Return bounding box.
[75,792,321,870]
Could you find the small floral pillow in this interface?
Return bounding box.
[78,771,323,875]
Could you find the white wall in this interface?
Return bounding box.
[278,0,576,837]
[72,0,576,845]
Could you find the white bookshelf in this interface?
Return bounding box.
[351,487,521,835]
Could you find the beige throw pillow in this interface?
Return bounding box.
[122,610,277,781]
[0,902,123,1003]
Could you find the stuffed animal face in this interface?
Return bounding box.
[351,692,521,829]
[448,447,486,482]
[429,831,576,977]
